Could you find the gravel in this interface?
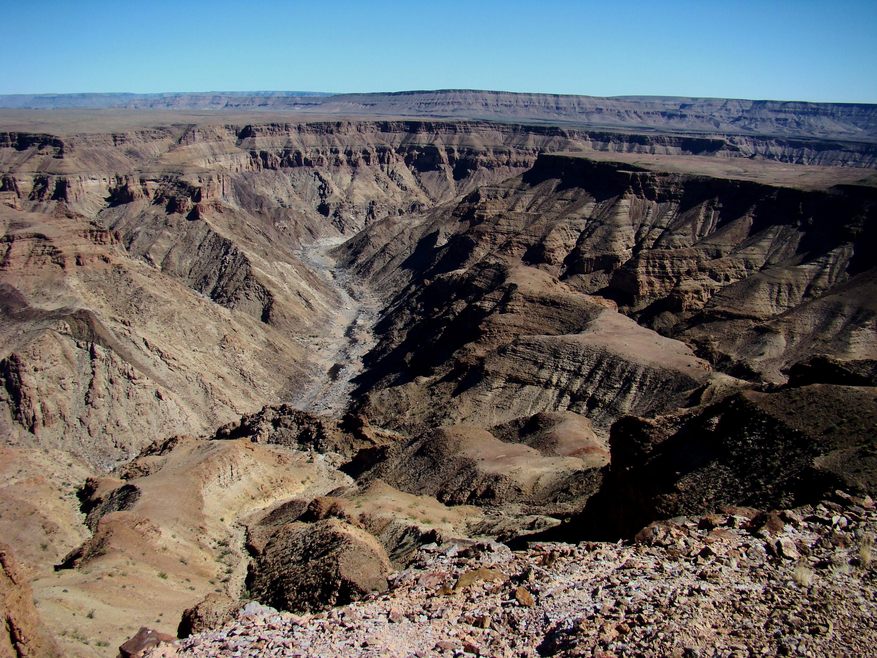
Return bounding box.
[146,491,877,657]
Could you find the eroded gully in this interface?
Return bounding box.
[286,237,382,417]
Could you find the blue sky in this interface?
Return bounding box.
[2,0,875,102]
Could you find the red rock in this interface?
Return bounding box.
[118,627,176,658]
[0,543,62,658]
[708,528,735,542]
[746,511,785,536]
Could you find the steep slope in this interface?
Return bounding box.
[571,379,877,541]
[336,155,877,437]
[0,205,318,465]
[8,119,869,463]
[0,120,579,464]
[0,543,61,658]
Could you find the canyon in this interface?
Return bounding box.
[0,94,875,656]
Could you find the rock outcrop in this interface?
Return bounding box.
[214,405,399,462]
[177,594,239,639]
[570,380,877,541]
[246,518,393,613]
[118,627,175,658]
[366,424,602,508]
[0,543,61,658]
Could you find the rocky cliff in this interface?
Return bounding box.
[5,119,870,465]
[335,154,875,442]
[0,543,61,658]
[0,120,571,464]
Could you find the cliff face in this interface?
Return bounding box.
[0,121,562,464]
[2,117,874,474]
[329,170,868,453]
[0,543,61,658]
[339,155,876,424]
[4,120,869,464]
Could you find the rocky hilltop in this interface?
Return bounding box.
[144,489,877,658]
[0,107,875,656]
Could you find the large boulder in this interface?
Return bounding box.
[118,627,175,658]
[177,593,239,638]
[247,518,392,613]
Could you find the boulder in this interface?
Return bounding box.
[118,627,175,658]
[247,518,393,613]
[177,593,239,638]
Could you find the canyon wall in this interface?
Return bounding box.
[3,90,877,143]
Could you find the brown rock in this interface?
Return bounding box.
[778,537,800,561]
[247,518,393,613]
[118,627,175,658]
[515,586,535,607]
[454,567,507,591]
[708,528,735,542]
[0,542,62,658]
[698,546,717,559]
[698,514,723,530]
[177,593,239,638]
[746,511,786,536]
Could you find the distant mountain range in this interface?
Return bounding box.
[2,89,876,141]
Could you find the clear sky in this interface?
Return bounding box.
[2,0,875,103]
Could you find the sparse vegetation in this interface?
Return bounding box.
[157,571,168,580]
[793,562,814,587]
[70,630,89,644]
[861,534,874,569]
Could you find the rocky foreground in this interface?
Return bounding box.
[139,491,877,658]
